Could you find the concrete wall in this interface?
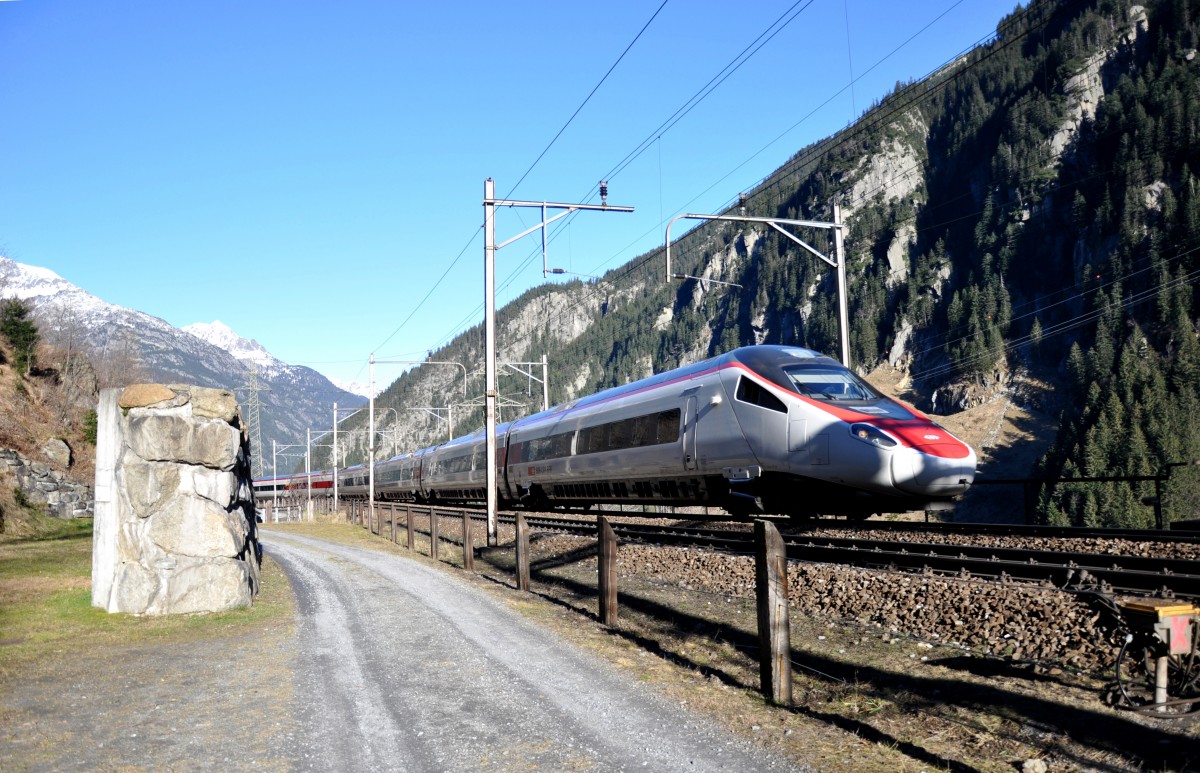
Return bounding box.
[91,384,260,615]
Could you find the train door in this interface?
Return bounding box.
[788,404,807,473]
[787,404,828,470]
[683,393,699,471]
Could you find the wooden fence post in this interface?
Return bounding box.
[598,515,618,625]
[406,504,414,550]
[755,519,792,706]
[430,508,440,561]
[462,510,474,571]
[515,513,530,591]
[389,503,397,543]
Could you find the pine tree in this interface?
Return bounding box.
[0,298,39,377]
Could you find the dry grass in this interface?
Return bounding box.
[0,336,98,509]
[0,518,293,682]
[10,517,1194,771]
[0,522,298,773]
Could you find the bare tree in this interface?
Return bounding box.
[40,301,98,421]
[95,325,146,389]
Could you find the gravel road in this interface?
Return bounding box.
[264,531,798,772]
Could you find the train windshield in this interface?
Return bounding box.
[782,364,879,402]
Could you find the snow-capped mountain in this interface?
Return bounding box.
[183,321,282,370]
[328,378,374,399]
[185,321,376,399]
[0,257,365,472]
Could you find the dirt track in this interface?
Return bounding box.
[1,529,796,772]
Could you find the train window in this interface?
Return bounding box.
[577,408,681,455]
[580,423,607,455]
[782,365,878,402]
[656,409,680,443]
[523,431,574,462]
[736,377,787,413]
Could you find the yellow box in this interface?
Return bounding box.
[1121,600,1199,619]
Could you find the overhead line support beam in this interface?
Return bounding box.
[483,178,633,546]
[664,202,850,368]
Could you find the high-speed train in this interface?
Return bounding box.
[256,345,976,518]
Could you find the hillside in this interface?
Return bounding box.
[329,0,1199,527]
[0,302,96,534]
[3,0,1196,529]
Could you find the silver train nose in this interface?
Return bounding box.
[891,447,977,497]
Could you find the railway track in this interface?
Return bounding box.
[359,501,1200,597]
[788,518,1200,544]
[483,512,1200,599]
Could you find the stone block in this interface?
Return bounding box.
[148,495,244,558]
[118,384,178,409]
[189,466,236,508]
[42,437,72,468]
[126,415,240,471]
[111,562,159,613]
[190,387,241,424]
[94,383,259,616]
[164,560,254,614]
[120,460,181,518]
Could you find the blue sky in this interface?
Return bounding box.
[0,0,1019,390]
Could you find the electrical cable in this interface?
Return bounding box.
[432,0,1020,364]
[504,0,671,201]
[392,0,1083,400]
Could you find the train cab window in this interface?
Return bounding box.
[736,376,786,413]
[782,365,878,402]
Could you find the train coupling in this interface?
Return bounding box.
[1112,600,1200,715]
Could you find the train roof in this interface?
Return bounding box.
[509,345,837,430]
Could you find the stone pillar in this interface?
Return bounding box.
[91,384,261,615]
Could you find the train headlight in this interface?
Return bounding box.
[850,423,897,449]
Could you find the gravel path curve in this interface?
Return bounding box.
[264,531,799,772]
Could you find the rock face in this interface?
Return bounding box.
[0,447,91,518]
[92,384,260,616]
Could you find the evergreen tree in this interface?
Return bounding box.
[0,298,39,376]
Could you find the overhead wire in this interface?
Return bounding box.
[482,0,826,302]
[366,2,672,372]
[503,0,671,201]
[499,0,1053,356]
[429,0,1002,362]
[398,0,1082,399]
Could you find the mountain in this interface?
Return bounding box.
[0,257,365,476]
[326,378,375,400]
[327,0,1199,528]
[181,321,279,369]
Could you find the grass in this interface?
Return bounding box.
[0,517,293,681]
